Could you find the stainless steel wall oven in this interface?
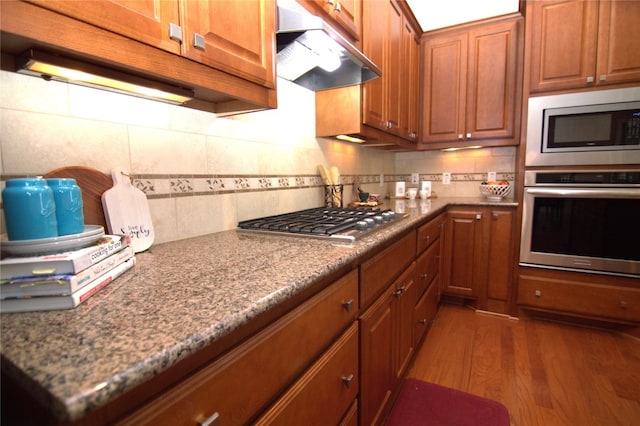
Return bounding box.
[520,170,640,277]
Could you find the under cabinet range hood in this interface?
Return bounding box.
[276,5,381,91]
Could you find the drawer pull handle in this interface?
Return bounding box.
[421,273,428,281]
[619,301,628,309]
[199,412,220,426]
[393,286,405,298]
[342,299,354,312]
[419,319,428,325]
[535,290,541,298]
[423,235,430,244]
[342,373,355,387]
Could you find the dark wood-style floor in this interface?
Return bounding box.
[407,304,640,426]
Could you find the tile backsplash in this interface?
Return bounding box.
[0,70,515,244]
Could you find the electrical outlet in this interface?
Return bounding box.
[442,172,451,185]
[411,173,419,184]
[488,171,497,182]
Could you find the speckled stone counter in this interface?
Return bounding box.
[0,197,517,422]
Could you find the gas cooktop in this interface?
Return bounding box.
[237,207,405,243]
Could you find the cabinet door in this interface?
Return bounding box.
[26,0,181,54]
[362,0,386,131]
[182,0,275,88]
[484,209,514,314]
[310,0,360,41]
[391,262,417,388]
[359,285,394,426]
[596,0,640,86]
[420,31,468,143]
[362,0,403,135]
[400,17,420,142]
[528,0,599,92]
[442,210,483,298]
[466,19,518,141]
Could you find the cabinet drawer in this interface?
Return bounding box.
[118,270,359,426]
[360,232,416,308]
[415,240,440,296]
[255,322,359,425]
[519,274,640,324]
[416,214,443,255]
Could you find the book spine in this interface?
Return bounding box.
[74,256,136,305]
[0,247,135,298]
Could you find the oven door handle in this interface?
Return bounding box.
[525,187,640,199]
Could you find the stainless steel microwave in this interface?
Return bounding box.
[526,87,640,167]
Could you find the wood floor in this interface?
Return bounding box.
[407,303,640,426]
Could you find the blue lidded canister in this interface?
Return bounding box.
[46,178,84,236]
[2,178,58,240]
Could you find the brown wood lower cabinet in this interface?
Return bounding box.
[519,267,640,324]
[117,270,359,426]
[360,262,417,426]
[255,322,359,425]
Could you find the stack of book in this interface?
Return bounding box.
[0,235,135,313]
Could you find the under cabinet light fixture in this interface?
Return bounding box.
[16,49,194,105]
[336,134,366,143]
[440,145,483,152]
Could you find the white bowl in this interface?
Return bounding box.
[479,184,512,201]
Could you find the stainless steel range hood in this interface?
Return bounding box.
[276,5,381,91]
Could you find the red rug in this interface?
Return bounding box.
[386,379,510,426]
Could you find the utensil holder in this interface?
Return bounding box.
[324,184,343,208]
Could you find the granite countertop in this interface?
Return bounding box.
[0,197,517,422]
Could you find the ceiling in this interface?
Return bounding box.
[405,0,520,32]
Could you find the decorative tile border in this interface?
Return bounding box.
[0,172,515,203]
[127,172,515,199]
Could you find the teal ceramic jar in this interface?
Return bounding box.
[47,178,84,236]
[2,178,58,240]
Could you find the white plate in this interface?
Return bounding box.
[1,225,105,257]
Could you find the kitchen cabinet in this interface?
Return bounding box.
[414,214,444,344]
[528,0,640,93]
[117,270,359,426]
[359,262,417,426]
[362,0,403,137]
[0,0,276,114]
[303,0,361,42]
[518,267,640,324]
[442,207,515,314]
[359,231,416,425]
[400,15,420,142]
[420,15,521,148]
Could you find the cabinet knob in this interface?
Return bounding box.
[193,33,206,50]
[393,286,405,298]
[458,134,463,140]
[535,290,542,298]
[586,76,595,83]
[335,2,342,12]
[619,301,628,309]
[342,299,354,312]
[466,133,472,139]
[420,273,428,281]
[475,213,482,220]
[168,22,183,42]
[419,318,428,325]
[423,235,430,244]
[342,373,355,387]
[199,412,220,426]
[492,212,499,220]
[600,75,607,81]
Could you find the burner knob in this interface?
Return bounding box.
[364,218,375,227]
[373,215,383,224]
[386,211,396,220]
[356,221,368,230]
[381,212,391,221]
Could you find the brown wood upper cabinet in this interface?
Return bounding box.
[362,0,404,137]
[4,0,276,114]
[528,0,640,93]
[420,15,521,148]
[304,0,361,42]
